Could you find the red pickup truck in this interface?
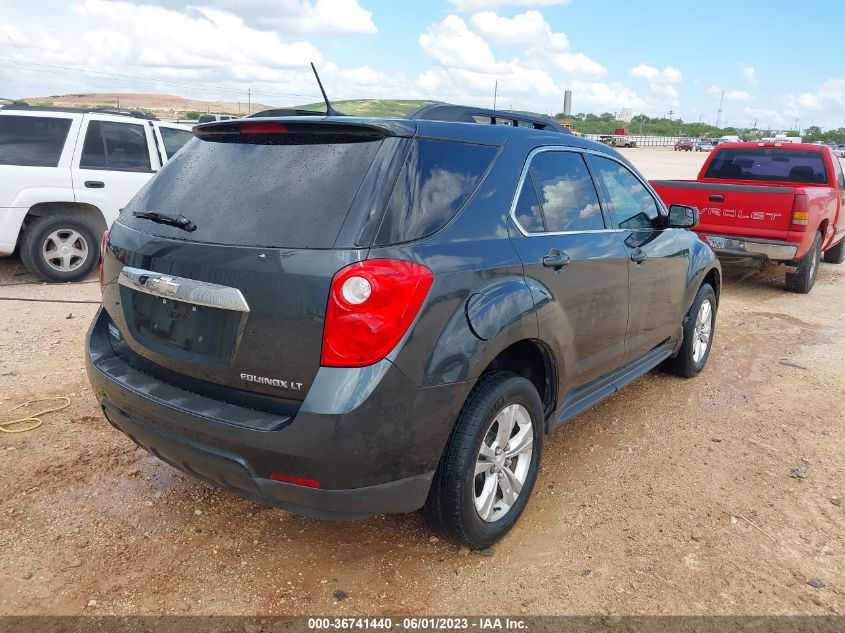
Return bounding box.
[653,142,845,293]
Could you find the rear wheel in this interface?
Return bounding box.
[20,213,100,282]
[664,283,717,378]
[423,371,543,549]
[785,232,821,293]
[823,237,845,264]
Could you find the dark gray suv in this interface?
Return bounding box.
[87,107,720,548]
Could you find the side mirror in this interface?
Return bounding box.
[668,204,699,228]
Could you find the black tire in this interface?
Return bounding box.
[20,213,100,283]
[423,371,544,549]
[823,237,845,264]
[785,231,821,294]
[663,282,717,378]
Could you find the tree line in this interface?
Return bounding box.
[558,111,845,142]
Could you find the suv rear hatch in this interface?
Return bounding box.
[100,118,498,414]
[101,120,413,411]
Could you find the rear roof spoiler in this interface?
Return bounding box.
[408,103,569,133]
[193,117,416,141]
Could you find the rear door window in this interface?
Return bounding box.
[375,139,497,245]
[80,120,151,172]
[512,151,605,234]
[0,115,72,167]
[158,126,192,159]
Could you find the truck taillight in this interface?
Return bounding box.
[789,194,809,231]
[321,259,433,367]
[98,230,109,295]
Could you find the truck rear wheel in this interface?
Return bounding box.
[823,238,845,264]
[785,232,821,294]
[20,213,100,283]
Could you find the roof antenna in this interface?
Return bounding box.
[311,62,341,117]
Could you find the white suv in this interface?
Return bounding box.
[0,105,193,281]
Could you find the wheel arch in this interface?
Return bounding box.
[476,338,558,425]
[23,202,107,237]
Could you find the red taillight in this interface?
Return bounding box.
[321,259,434,367]
[270,473,322,488]
[789,193,809,232]
[98,230,109,294]
[239,122,288,134]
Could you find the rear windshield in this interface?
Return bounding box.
[704,148,829,184]
[121,136,383,248]
[0,115,72,167]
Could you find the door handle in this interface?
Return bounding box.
[708,194,724,202]
[630,248,647,263]
[84,181,105,189]
[542,248,571,268]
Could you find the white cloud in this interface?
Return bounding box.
[707,85,753,101]
[742,65,757,85]
[630,63,682,85]
[569,80,647,111]
[743,107,785,127]
[3,24,27,45]
[130,0,377,35]
[726,89,752,101]
[282,0,376,34]
[629,63,682,102]
[549,52,606,79]
[419,15,497,71]
[470,10,567,50]
[448,0,570,11]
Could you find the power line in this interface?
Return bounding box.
[0,58,323,102]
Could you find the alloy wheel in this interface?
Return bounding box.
[42,229,89,273]
[692,298,713,364]
[473,403,534,522]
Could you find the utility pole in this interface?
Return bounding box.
[493,80,498,110]
[667,109,674,120]
[715,89,725,128]
[794,118,799,134]
[248,88,251,116]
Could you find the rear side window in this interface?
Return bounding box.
[159,127,192,159]
[375,140,496,245]
[512,151,604,234]
[122,136,384,248]
[704,148,829,184]
[80,120,151,172]
[0,115,72,167]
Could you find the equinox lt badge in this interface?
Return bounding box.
[240,373,303,391]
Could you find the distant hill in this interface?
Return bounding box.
[293,99,434,117]
[23,93,273,118]
[20,94,559,124]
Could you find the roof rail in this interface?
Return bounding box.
[407,102,569,133]
[0,103,158,120]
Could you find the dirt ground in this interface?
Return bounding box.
[0,148,843,616]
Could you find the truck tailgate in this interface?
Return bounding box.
[651,180,795,241]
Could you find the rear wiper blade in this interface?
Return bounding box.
[132,211,197,232]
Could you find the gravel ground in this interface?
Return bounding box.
[0,148,842,616]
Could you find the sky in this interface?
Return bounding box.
[1,0,843,130]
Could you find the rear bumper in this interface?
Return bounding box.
[87,309,469,519]
[702,233,799,261]
[99,402,433,520]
